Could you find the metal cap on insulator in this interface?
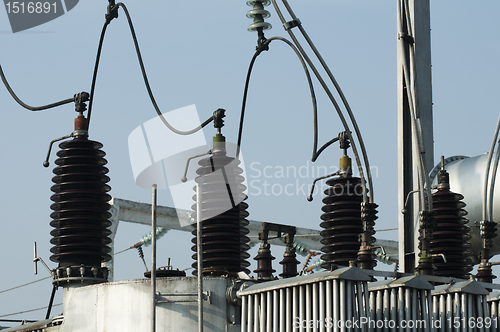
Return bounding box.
[339,155,352,175]
[213,133,226,154]
[73,114,89,138]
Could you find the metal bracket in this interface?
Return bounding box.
[156,290,212,304]
[33,242,52,276]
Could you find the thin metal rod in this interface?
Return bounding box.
[151,184,157,332]
[196,184,203,332]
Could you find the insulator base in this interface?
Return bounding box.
[320,175,363,269]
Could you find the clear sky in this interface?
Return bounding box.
[0,0,499,326]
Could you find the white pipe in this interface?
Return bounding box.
[254,294,259,332]
[306,284,311,332]
[328,281,334,332]
[242,296,247,332]
[151,184,157,332]
[319,282,325,332]
[260,293,265,332]
[339,281,346,332]
[248,294,253,332]
[273,289,279,332]
[196,185,203,332]
[287,287,293,332]
[461,294,466,332]
[267,291,272,332]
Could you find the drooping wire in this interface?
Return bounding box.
[270,0,372,203]
[0,276,51,294]
[236,36,338,162]
[115,2,213,135]
[0,304,62,318]
[0,64,75,111]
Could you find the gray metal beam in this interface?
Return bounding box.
[397,0,434,273]
[104,198,398,280]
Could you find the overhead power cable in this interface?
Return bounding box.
[0,276,51,294]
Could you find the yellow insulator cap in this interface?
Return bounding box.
[339,155,351,171]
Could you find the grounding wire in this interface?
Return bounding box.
[0,304,62,318]
[0,64,74,111]
[0,276,51,294]
[483,115,500,221]
[116,3,213,135]
[270,0,369,203]
[279,0,375,202]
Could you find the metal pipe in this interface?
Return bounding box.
[306,284,311,332]
[242,295,247,332]
[483,115,500,221]
[461,294,466,332]
[151,184,157,332]
[273,289,279,332]
[327,281,334,332]
[254,294,259,332]
[293,287,299,332]
[267,291,272,332]
[299,286,304,332]
[405,289,411,331]
[196,184,203,332]
[390,288,397,332]
[420,290,428,330]
[383,289,390,321]
[287,288,292,332]
[260,293,265,332]
[319,282,325,332]
[398,289,404,331]
[248,294,253,332]
[340,281,346,332]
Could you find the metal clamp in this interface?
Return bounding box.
[283,18,301,30]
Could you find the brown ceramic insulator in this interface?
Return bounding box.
[191,152,250,276]
[430,189,473,279]
[320,176,363,269]
[279,247,300,278]
[253,243,275,280]
[49,137,112,267]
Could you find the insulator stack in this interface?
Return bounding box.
[253,243,275,280]
[191,152,250,276]
[49,136,112,270]
[279,246,299,278]
[320,175,363,269]
[246,0,272,31]
[357,202,378,270]
[430,189,472,278]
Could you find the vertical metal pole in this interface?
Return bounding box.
[397,0,434,273]
[196,184,204,332]
[151,184,157,332]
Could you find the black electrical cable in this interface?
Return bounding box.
[236,36,337,162]
[87,20,111,126]
[116,2,213,135]
[0,64,74,111]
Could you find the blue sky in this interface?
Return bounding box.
[0,0,499,325]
